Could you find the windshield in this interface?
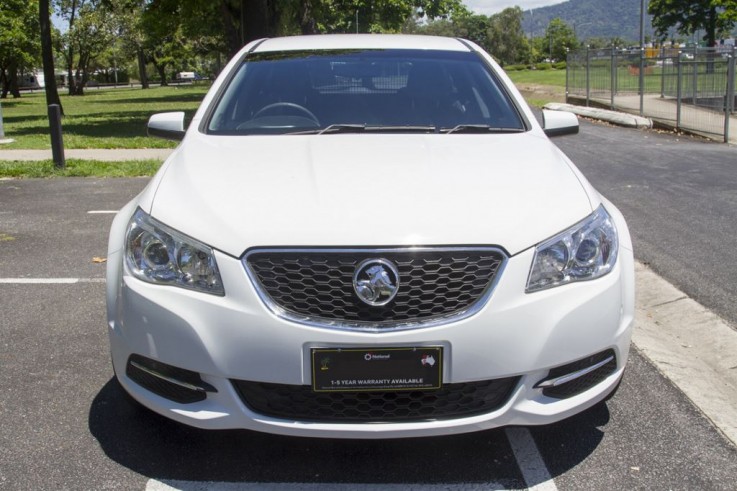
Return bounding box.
[206,49,526,135]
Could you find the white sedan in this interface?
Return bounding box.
[107,34,634,439]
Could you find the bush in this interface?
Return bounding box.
[504,64,528,71]
[535,63,553,71]
[553,61,567,70]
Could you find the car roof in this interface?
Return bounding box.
[252,34,472,53]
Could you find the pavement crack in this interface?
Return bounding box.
[649,295,689,308]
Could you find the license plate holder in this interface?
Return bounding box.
[311,347,443,393]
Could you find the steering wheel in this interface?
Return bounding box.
[253,102,319,125]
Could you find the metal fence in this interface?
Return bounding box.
[567,46,737,142]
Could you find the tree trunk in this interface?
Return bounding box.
[220,0,241,57]
[300,0,317,34]
[242,0,277,42]
[66,0,78,96]
[153,61,167,86]
[8,61,21,98]
[137,49,149,89]
[1,69,8,99]
[39,0,63,113]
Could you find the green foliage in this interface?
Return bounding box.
[648,0,736,47]
[542,18,578,63]
[0,0,40,95]
[535,63,553,70]
[419,6,531,65]
[487,7,533,65]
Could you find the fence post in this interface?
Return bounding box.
[692,45,698,106]
[565,48,569,103]
[586,45,591,107]
[610,48,616,109]
[48,104,65,169]
[676,51,683,130]
[639,47,645,115]
[0,101,12,143]
[660,46,666,99]
[725,55,735,143]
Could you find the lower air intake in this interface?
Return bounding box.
[232,377,520,422]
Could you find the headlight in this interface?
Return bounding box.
[526,205,618,293]
[125,208,225,296]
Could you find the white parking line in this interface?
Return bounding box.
[87,210,119,214]
[147,480,509,490]
[505,427,558,491]
[0,278,105,284]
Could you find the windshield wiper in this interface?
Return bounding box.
[289,124,438,135]
[287,124,366,135]
[442,125,525,134]
[364,125,437,133]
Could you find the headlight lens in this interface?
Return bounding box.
[125,208,224,295]
[526,205,618,293]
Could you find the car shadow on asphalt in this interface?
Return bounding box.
[88,377,610,486]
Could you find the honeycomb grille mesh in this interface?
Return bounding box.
[232,378,520,422]
[245,249,505,327]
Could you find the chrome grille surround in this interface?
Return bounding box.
[242,247,508,332]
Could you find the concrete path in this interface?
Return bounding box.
[0,148,173,161]
[566,93,737,144]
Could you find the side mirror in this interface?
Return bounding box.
[147,112,186,141]
[542,109,579,137]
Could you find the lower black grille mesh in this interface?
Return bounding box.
[232,377,520,422]
[126,355,207,404]
[542,349,617,399]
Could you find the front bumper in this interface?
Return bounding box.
[107,221,635,439]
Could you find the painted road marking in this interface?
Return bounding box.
[0,278,105,284]
[147,480,509,490]
[87,210,119,214]
[505,427,558,491]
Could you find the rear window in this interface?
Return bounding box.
[206,49,525,135]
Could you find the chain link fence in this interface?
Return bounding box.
[567,46,737,142]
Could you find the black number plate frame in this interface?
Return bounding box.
[311,347,443,393]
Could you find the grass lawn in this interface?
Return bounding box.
[505,69,567,87]
[0,84,209,150]
[0,159,163,178]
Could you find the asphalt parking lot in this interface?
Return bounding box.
[2,119,737,489]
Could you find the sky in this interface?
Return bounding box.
[464,0,566,16]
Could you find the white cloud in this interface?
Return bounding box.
[463,0,567,16]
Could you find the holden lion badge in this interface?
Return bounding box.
[353,258,400,306]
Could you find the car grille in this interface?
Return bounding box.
[243,247,506,329]
[232,377,520,422]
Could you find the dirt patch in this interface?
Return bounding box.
[516,84,566,104]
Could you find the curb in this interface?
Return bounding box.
[633,262,737,447]
[544,102,653,129]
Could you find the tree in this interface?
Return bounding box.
[648,0,737,47]
[488,7,532,65]
[0,0,40,98]
[39,0,63,112]
[61,1,115,94]
[542,18,577,62]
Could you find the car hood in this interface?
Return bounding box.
[150,133,596,257]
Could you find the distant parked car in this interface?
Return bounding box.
[175,71,199,82]
[107,34,634,439]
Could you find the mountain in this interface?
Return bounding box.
[522,0,654,43]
